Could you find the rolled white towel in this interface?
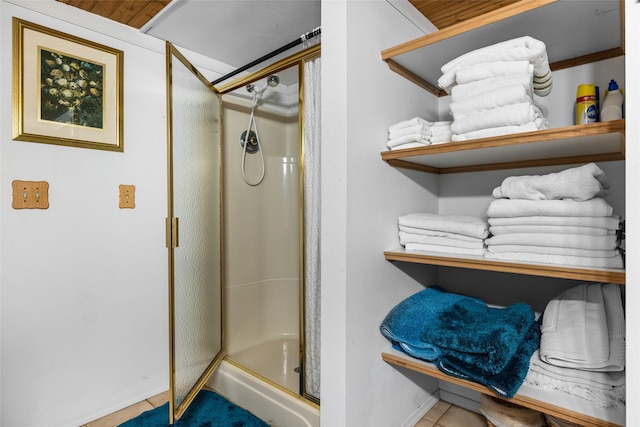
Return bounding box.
[488,215,621,230]
[489,224,616,236]
[451,120,546,141]
[389,123,432,139]
[456,61,533,84]
[405,242,486,256]
[398,212,489,239]
[387,133,431,149]
[440,36,552,96]
[486,198,614,218]
[484,251,624,269]
[492,163,610,201]
[449,83,532,119]
[451,102,545,135]
[485,233,619,251]
[487,244,619,258]
[451,74,534,101]
[388,142,430,151]
[399,231,485,249]
[388,117,433,133]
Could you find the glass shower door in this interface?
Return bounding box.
[165,42,223,424]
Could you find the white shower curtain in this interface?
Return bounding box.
[303,54,321,401]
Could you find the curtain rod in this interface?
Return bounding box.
[211,27,321,86]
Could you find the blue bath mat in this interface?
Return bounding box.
[118,389,269,427]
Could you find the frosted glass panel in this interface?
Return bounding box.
[168,45,222,419]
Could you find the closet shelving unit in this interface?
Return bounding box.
[379,1,626,426]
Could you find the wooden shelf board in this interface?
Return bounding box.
[381,121,625,173]
[384,249,625,284]
[382,348,624,427]
[381,0,623,92]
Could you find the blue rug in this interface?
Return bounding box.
[118,390,269,427]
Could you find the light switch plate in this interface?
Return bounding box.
[119,184,135,209]
[12,180,49,209]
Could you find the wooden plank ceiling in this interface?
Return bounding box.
[56,0,172,29]
[57,0,521,30]
[409,0,522,29]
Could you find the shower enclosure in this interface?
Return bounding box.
[222,66,301,394]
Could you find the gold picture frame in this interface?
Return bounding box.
[12,18,124,152]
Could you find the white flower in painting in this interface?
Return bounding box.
[61,89,74,99]
[77,80,87,89]
[48,88,58,95]
[55,57,62,65]
[57,78,68,86]
[62,64,70,72]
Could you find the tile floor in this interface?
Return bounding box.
[82,391,486,427]
[415,400,488,427]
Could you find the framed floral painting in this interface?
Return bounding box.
[12,18,124,152]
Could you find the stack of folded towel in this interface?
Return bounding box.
[484,163,624,269]
[437,36,552,141]
[387,118,453,150]
[398,212,488,256]
[524,283,625,411]
[380,286,540,398]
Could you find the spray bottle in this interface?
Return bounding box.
[600,79,624,121]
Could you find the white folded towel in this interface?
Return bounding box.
[488,215,621,230]
[389,123,432,139]
[387,133,431,149]
[451,120,546,141]
[451,74,534,101]
[405,242,486,256]
[389,142,429,151]
[492,163,610,201]
[486,198,614,218]
[487,244,619,258]
[440,36,552,96]
[399,231,485,249]
[451,102,545,135]
[449,83,532,119]
[388,117,433,133]
[456,61,533,85]
[430,134,453,144]
[398,225,485,242]
[398,212,489,239]
[484,251,624,269]
[540,283,625,371]
[528,351,625,390]
[489,224,616,236]
[485,233,619,250]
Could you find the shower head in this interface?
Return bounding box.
[267,75,279,87]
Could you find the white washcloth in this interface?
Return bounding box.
[485,233,619,250]
[440,36,552,96]
[489,224,616,236]
[398,213,489,239]
[389,142,429,151]
[387,134,431,149]
[484,251,624,269]
[487,244,619,258]
[492,163,610,201]
[455,61,533,85]
[399,231,485,249]
[449,83,532,119]
[405,242,486,256]
[486,198,614,218]
[451,74,534,101]
[488,215,621,230]
[451,102,545,135]
[451,120,546,141]
[398,225,485,242]
[388,117,433,133]
[389,123,432,139]
[540,283,625,371]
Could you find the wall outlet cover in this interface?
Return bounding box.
[12,180,49,209]
[119,184,135,208]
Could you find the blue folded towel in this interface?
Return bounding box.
[420,299,536,374]
[380,287,479,361]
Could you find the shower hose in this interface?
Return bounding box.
[242,94,265,186]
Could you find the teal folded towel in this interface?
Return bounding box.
[380,287,478,361]
[421,299,536,374]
